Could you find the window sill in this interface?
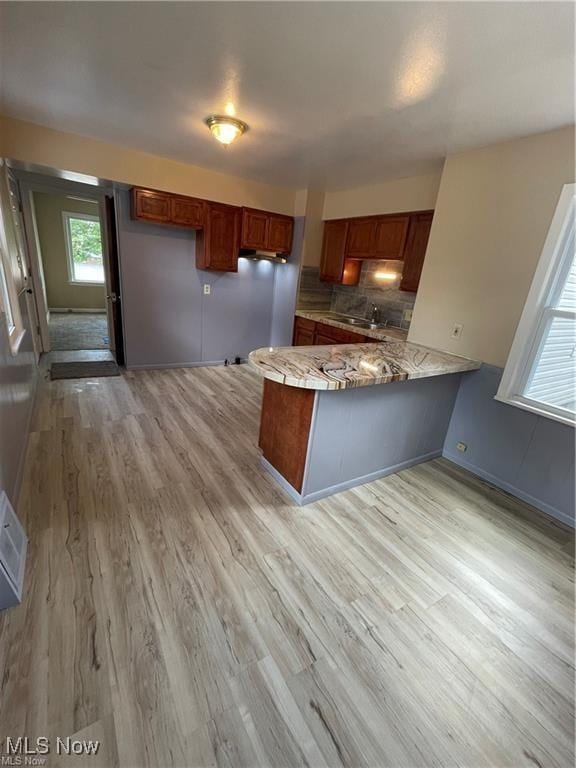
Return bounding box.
[494,393,575,428]
[68,280,105,287]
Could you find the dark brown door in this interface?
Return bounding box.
[268,215,293,253]
[320,220,349,282]
[241,208,269,249]
[105,195,125,365]
[203,203,241,271]
[400,211,434,292]
[131,188,171,223]
[373,215,410,259]
[345,218,376,258]
[170,196,205,228]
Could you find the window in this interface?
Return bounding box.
[63,211,104,284]
[496,184,575,426]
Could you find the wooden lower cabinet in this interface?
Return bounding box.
[293,316,378,346]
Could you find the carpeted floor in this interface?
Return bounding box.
[49,312,109,350]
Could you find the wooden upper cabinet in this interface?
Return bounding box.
[320,220,349,282]
[346,218,376,258]
[241,208,294,253]
[400,211,434,292]
[196,202,241,272]
[320,220,361,286]
[241,208,269,249]
[170,196,205,228]
[373,215,409,259]
[131,188,171,223]
[268,214,293,254]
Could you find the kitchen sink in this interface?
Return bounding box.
[337,316,389,330]
[338,317,371,327]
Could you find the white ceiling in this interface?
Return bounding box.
[1,2,574,190]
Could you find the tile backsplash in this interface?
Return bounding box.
[297,261,416,329]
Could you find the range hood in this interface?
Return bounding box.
[239,248,288,264]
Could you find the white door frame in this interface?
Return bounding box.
[15,172,114,355]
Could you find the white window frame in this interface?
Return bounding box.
[62,211,105,286]
[495,183,575,427]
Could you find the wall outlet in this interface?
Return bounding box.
[451,323,463,339]
[403,308,413,322]
[203,284,211,295]
[456,442,467,452]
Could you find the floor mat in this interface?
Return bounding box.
[50,360,120,380]
[49,312,109,350]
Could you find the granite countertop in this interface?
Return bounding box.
[295,309,408,342]
[249,341,481,390]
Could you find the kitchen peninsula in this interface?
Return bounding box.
[249,341,480,504]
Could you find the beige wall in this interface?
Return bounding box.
[300,188,326,267]
[323,172,441,220]
[33,192,105,310]
[409,126,575,367]
[1,115,296,214]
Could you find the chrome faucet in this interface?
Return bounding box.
[369,304,380,324]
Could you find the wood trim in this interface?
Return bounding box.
[259,379,315,492]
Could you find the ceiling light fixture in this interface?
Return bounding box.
[205,115,248,146]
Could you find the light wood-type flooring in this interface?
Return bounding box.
[0,364,574,768]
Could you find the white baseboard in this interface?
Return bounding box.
[49,307,106,314]
[125,359,247,371]
[13,366,40,508]
[443,450,575,528]
[262,450,442,506]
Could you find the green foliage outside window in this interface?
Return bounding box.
[69,218,102,263]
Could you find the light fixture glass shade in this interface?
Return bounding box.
[205,115,248,146]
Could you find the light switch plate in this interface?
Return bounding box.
[403,309,413,322]
[203,284,211,295]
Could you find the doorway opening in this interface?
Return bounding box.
[12,169,125,367]
[33,193,109,351]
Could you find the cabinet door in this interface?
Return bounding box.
[268,215,293,253]
[197,203,241,272]
[293,327,315,346]
[171,196,205,228]
[241,208,269,249]
[400,212,434,292]
[320,220,349,282]
[131,188,171,223]
[373,215,409,259]
[345,218,376,258]
[314,322,366,344]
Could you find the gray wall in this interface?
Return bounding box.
[303,373,461,502]
[443,364,575,527]
[116,191,299,368]
[0,291,37,505]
